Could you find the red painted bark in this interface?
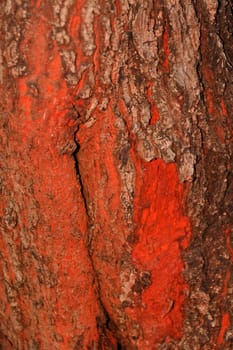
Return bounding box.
[0,0,233,349]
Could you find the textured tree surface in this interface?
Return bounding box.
[0,0,232,349]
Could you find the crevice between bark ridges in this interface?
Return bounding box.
[72,129,122,349]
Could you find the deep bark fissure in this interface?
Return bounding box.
[72,134,122,347]
[72,145,89,217]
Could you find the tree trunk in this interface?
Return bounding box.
[0,0,232,349]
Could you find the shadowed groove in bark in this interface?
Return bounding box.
[73,144,89,216]
[72,125,123,348]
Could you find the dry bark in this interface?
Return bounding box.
[0,0,232,349]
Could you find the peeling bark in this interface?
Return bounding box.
[0,0,232,349]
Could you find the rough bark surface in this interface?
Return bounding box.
[0,0,232,349]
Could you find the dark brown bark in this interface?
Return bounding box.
[0,0,232,349]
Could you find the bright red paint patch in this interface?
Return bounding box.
[217,312,230,345]
[130,157,191,344]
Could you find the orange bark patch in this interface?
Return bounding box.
[215,125,226,143]
[130,157,191,344]
[217,312,230,345]
[221,98,228,118]
[114,0,121,16]
[222,269,231,298]
[162,24,170,72]
[205,88,214,116]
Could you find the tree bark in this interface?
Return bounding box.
[0,0,232,349]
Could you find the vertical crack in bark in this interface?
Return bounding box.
[73,145,89,217]
[72,131,121,348]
